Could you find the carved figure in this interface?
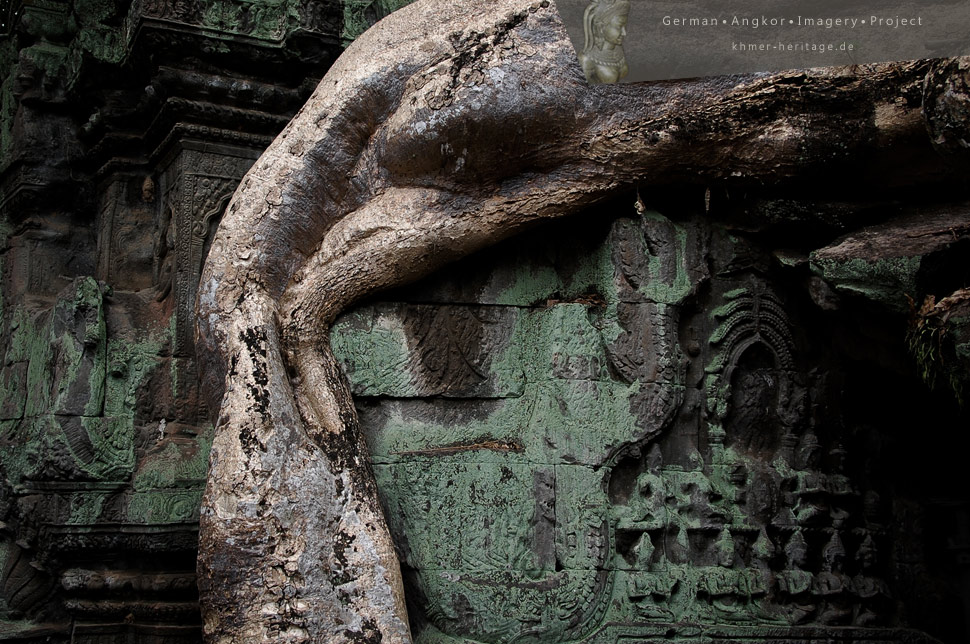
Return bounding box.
[791,432,826,526]
[628,571,677,620]
[825,444,854,528]
[578,0,630,84]
[142,176,156,203]
[852,533,891,626]
[153,206,175,301]
[616,445,666,532]
[743,529,786,623]
[708,425,751,524]
[777,530,815,624]
[701,528,749,622]
[815,532,852,624]
[681,450,725,527]
[629,531,655,568]
[862,490,885,530]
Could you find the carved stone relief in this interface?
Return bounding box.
[156,140,258,356]
[331,209,943,643]
[129,0,342,42]
[95,175,157,292]
[0,0,350,639]
[1,0,968,638]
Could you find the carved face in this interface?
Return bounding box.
[601,13,627,46]
[786,540,807,568]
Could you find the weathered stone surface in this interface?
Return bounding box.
[0,0,357,639]
[811,207,970,312]
[330,210,959,641]
[332,303,523,399]
[0,0,968,641]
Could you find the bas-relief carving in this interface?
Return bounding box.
[1,125,261,642]
[0,0,354,638]
[341,0,414,43]
[0,271,206,629]
[130,0,341,41]
[156,143,258,355]
[335,210,922,643]
[96,175,157,291]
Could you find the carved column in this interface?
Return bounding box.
[155,136,264,356]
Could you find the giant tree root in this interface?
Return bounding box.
[194,0,966,641]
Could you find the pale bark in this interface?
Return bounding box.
[194,0,967,640]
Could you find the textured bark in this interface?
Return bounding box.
[194,0,968,641]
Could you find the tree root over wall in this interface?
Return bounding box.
[194,0,970,640]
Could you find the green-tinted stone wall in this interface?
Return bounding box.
[331,203,970,643]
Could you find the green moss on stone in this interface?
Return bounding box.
[341,0,414,45]
[366,303,643,466]
[21,41,68,82]
[202,1,243,32]
[67,490,108,524]
[127,420,211,523]
[0,70,17,166]
[0,218,6,323]
[84,416,134,479]
[0,311,34,421]
[71,0,125,64]
[636,212,693,305]
[331,310,415,397]
[493,236,618,308]
[21,312,54,419]
[0,286,165,489]
[133,432,212,492]
[0,420,29,485]
[127,489,204,524]
[810,254,921,311]
[104,327,167,419]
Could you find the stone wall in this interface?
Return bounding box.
[330,194,970,643]
[0,0,968,642]
[0,0,356,639]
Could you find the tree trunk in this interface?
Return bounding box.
[194,0,968,640]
